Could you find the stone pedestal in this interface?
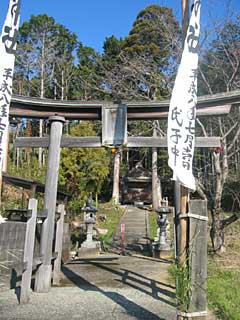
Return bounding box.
[152,201,172,259]
[78,204,100,258]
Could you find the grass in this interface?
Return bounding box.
[208,261,240,320]
[148,211,158,240]
[96,202,125,248]
[168,217,240,319]
[207,219,240,320]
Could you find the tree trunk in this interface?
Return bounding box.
[61,70,65,101]
[39,36,45,169]
[112,151,120,204]
[152,126,162,210]
[152,147,162,210]
[26,119,32,165]
[210,139,228,253]
[210,208,225,253]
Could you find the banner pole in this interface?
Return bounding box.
[178,0,190,267]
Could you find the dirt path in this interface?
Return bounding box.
[0,253,176,320]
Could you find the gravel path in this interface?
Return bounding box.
[0,254,176,320]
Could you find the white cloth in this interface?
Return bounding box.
[167,0,201,191]
[0,0,20,170]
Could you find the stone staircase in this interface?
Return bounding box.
[111,206,151,252]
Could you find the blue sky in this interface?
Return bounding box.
[1,0,240,52]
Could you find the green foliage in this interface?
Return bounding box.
[208,262,240,320]
[96,203,124,247]
[123,5,180,61]
[59,122,110,211]
[73,44,104,100]
[148,211,158,241]
[169,262,191,312]
[8,156,46,183]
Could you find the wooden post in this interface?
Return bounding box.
[112,150,120,204]
[177,2,191,319]
[179,186,188,265]
[182,0,189,47]
[34,116,65,293]
[52,204,65,286]
[188,200,208,320]
[152,125,162,210]
[177,0,190,268]
[20,198,38,304]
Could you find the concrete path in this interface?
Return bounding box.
[0,253,176,320]
[112,206,151,251]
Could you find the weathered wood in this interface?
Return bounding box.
[112,151,120,203]
[53,204,65,286]
[128,137,220,148]
[152,127,161,210]
[179,186,188,266]
[37,210,48,218]
[20,199,38,304]
[10,91,236,119]
[34,116,64,293]
[62,223,70,263]
[15,136,221,148]
[188,200,208,320]
[14,136,102,148]
[0,222,26,277]
[102,104,127,145]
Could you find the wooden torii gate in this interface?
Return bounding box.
[8,92,238,317]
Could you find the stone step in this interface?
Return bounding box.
[111,206,150,252]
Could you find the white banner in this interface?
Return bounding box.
[167,0,201,191]
[0,0,21,170]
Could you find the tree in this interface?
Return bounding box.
[197,16,240,252]
[101,5,181,101]
[59,122,110,211]
[52,24,78,100]
[73,44,104,100]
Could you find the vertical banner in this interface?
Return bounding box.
[167,0,201,191]
[0,0,21,169]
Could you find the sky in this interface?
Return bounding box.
[1,0,240,53]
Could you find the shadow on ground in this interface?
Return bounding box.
[62,265,168,320]
[62,254,176,319]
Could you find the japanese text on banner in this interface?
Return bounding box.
[167,0,201,191]
[0,0,21,169]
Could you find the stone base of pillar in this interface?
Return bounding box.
[77,241,101,258]
[152,242,171,259]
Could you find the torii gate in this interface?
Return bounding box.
[9,90,237,294]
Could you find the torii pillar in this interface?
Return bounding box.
[35,115,65,293]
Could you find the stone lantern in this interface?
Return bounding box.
[153,198,172,259]
[77,197,100,258]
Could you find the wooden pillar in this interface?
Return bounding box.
[35,115,65,293]
[112,150,120,204]
[179,186,188,265]
[188,200,208,320]
[152,127,162,210]
[177,0,190,267]
[182,0,189,46]
[53,204,65,286]
[20,198,38,304]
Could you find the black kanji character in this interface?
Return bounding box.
[170,128,182,144]
[171,106,183,127]
[185,121,195,135]
[171,145,180,166]
[187,24,200,54]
